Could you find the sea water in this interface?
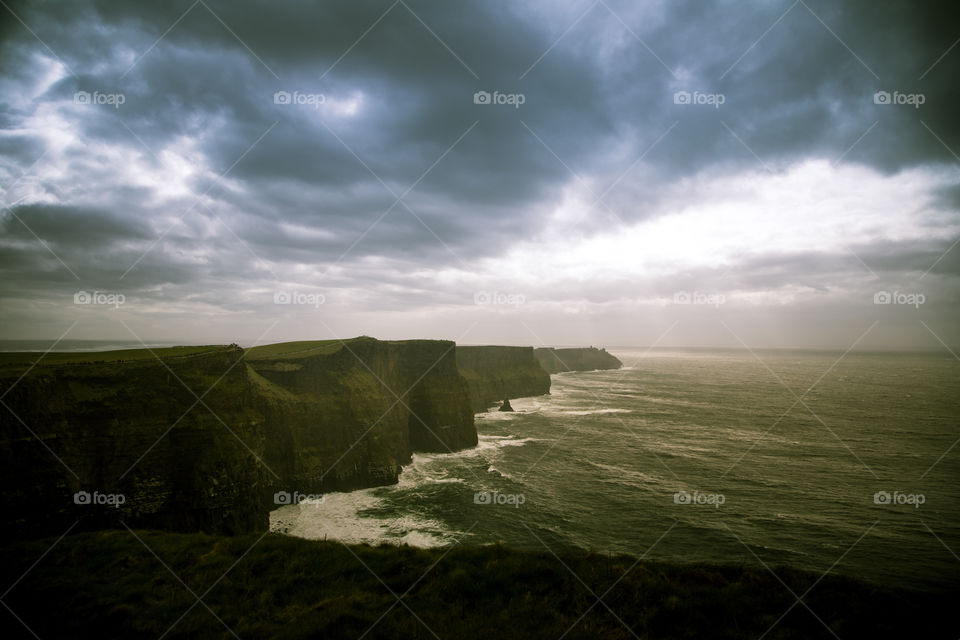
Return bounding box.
[271,348,960,591]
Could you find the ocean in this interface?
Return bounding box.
[271,348,960,591]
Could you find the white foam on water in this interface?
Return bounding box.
[397,454,467,489]
[270,487,456,548]
[555,408,632,416]
[476,410,522,421]
[270,432,538,547]
[466,434,540,457]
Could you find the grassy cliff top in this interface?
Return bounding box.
[245,337,455,361]
[0,336,463,369]
[0,344,231,370]
[0,530,951,639]
[244,339,350,360]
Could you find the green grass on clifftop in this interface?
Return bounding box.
[0,344,228,370]
[244,339,350,360]
[244,336,443,360]
[0,531,952,639]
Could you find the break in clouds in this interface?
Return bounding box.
[0,0,958,348]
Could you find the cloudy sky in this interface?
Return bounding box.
[0,0,958,349]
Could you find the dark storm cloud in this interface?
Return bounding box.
[0,203,151,247]
[0,0,957,342]
[6,0,615,265]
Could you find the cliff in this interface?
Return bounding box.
[534,347,622,373]
[0,345,269,539]
[455,346,551,412]
[0,338,475,540]
[248,338,476,497]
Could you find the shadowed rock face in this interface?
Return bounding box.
[455,346,551,412]
[249,337,476,498]
[533,347,622,374]
[0,338,476,540]
[0,345,268,539]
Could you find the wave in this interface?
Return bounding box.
[270,433,539,548]
[552,408,632,416]
[270,482,458,548]
[584,460,664,488]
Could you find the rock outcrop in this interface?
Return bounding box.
[533,347,622,373]
[455,346,551,412]
[0,338,476,540]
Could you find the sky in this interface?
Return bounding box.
[0,0,958,350]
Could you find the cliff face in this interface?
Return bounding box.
[534,347,622,373]
[0,345,270,540]
[249,338,476,498]
[455,346,551,412]
[0,338,475,540]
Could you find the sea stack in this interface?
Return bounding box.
[499,398,514,412]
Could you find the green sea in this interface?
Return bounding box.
[273,348,960,591]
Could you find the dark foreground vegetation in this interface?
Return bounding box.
[0,530,953,639]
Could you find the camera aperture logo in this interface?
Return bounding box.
[673,290,725,308]
[473,90,525,109]
[873,291,924,308]
[274,490,324,505]
[74,490,126,507]
[873,91,924,109]
[273,290,325,307]
[74,91,125,109]
[474,290,525,307]
[873,490,924,508]
[74,290,125,309]
[274,90,325,108]
[673,90,725,108]
[673,490,725,508]
[474,491,525,507]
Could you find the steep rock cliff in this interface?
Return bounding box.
[248,338,476,498]
[0,345,270,540]
[0,338,476,540]
[455,346,551,412]
[534,347,622,373]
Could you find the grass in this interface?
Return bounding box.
[244,340,353,360]
[0,344,229,369]
[0,337,453,369]
[244,337,450,361]
[0,530,953,639]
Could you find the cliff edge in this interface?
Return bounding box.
[248,337,476,498]
[455,346,551,412]
[534,347,622,373]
